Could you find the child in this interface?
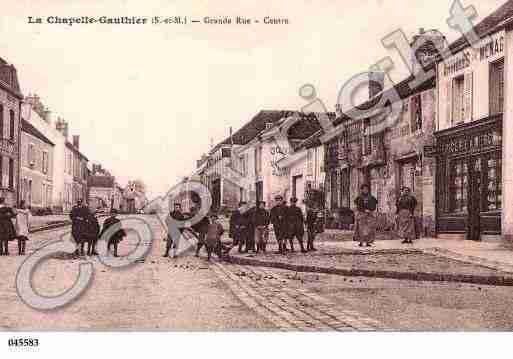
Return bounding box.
[101,209,126,257]
[0,197,17,256]
[205,214,224,261]
[15,201,31,255]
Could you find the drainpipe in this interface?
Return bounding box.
[17,98,22,206]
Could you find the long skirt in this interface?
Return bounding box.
[396,209,416,241]
[354,211,376,244]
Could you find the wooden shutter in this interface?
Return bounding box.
[464,72,473,122]
[445,80,452,127]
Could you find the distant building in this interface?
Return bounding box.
[0,57,23,206]
[88,163,123,211]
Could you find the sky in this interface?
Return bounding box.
[0,0,506,199]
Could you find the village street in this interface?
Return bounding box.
[2,215,513,331]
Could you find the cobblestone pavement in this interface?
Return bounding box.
[0,216,273,330]
[212,262,391,331]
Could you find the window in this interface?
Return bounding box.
[9,110,15,140]
[362,120,371,156]
[306,149,313,176]
[410,94,422,132]
[255,146,262,176]
[452,76,465,125]
[28,143,35,167]
[490,59,504,115]
[400,161,417,193]
[0,105,3,138]
[42,151,49,174]
[8,158,14,189]
[0,156,3,188]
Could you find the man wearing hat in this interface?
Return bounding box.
[270,195,288,254]
[285,197,307,253]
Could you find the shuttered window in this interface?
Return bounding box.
[410,94,422,132]
[9,110,14,140]
[452,76,465,125]
[490,59,504,115]
[0,105,3,138]
[8,158,13,189]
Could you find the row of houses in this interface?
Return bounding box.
[0,58,141,213]
[180,0,513,243]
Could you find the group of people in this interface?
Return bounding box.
[0,198,31,256]
[70,200,127,257]
[353,184,418,247]
[230,195,324,255]
[163,195,325,261]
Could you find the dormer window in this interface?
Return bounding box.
[265,123,273,130]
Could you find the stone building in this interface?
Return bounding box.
[324,29,441,235]
[0,57,22,206]
[20,118,54,210]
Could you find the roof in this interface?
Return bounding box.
[0,57,22,99]
[448,0,513,54]
[210,110,295,154]
[211,110,336,155]
[65,141,89,161]
[21,119,54,146]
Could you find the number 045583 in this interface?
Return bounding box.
[8,338,39,347]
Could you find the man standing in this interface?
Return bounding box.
[354,184,378,247]
[252,201,270,253]
[270,195,287,254]
[396,186,418,244]
[0,198,17,255]
[70,199,91,256]
[245,202,257,252]
[164,203,186,258]
[229,202,244,248]
[306,205,319,252]
[285,197,307,253]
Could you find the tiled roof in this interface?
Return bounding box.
[448,0,513,53]
[21,119,54,146]
[0,57,22,98]
[210,110,295,153]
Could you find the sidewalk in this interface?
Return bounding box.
[29,214,70,231]
[225,232,513,286]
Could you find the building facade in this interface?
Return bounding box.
[0,57,22,206]
[20,119,54,209]
[434,2,513,240]
[66,136,88,207]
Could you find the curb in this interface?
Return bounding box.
[225,255,513,287]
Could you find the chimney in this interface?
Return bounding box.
[55,117,69,139]
[368,71,385,99]
[73,135,80,149]
[42,108,52,125]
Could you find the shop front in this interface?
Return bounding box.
[434,115,502,239]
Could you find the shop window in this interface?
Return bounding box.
[490,59,504,116]
[484,154,502,211]
[400,161,416,193]
[448,159,468,213]
[452,76,465,125]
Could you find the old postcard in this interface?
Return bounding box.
[1,0,513,356]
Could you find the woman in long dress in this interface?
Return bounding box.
[395,187,418,244]
[15,200,31,255]
[353,184,378,247]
